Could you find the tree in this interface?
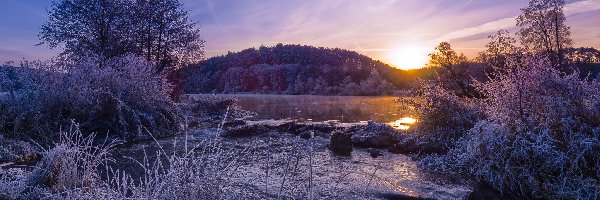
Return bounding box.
[428,42,476,97]
[131,0,204,72]
[516,0,571,67]
[477,30,521,71]
[39,0,204,72]
[39,0,132,60]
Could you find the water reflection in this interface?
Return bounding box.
[388,117,418,130]
[192,94,420,129]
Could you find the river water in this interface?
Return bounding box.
[190,94,420,130]
[160,94,474,199]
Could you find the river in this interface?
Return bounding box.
[189,94,420,130]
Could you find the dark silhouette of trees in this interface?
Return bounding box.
[427,42,479,97]
[516,0,571,67]
[179,44,416,96]
[477,30,522,72]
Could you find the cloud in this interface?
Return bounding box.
[437,0,600,42]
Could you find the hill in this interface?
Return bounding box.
[179,44,417,96]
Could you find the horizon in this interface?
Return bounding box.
[1,0,600,70]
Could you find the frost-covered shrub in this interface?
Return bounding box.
[449,56,600,198]
[26,123,117,192]
[396,84,482,153]
[104,139,256,199]
[0,135,39,163]
[182,95,237,116]
[0,55,180,142]
[0,122,259,199]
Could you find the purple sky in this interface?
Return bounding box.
[1,0,599,68]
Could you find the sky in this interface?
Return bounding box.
[1,0,599,69]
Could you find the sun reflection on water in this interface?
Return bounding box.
[388,117,418,130]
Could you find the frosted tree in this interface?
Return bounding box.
[516,0,571,67]
[39,0,204,72]
[39,0,131,59]
[131,0,205,72]
[477,30,522,71]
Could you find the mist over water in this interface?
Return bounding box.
[192,94,420,129]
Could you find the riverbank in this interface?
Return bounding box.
[0,96,517,199]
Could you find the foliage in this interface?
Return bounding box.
[426,42,483,98]
[399,84,482,153]
[516,0,571,67]
[0,55,180,143]
[445,55,600,198]
[39,0,204,71]
[0,121,340,199]
[179,44,414,95]
[476,30,522,73]
[25,123,117,192]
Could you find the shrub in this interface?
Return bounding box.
[0,135,39,163]
[396,84,482,153]
[448,55,600,198]
[25,122,117,192]
[0,55,180,142]
[0,122,260,199]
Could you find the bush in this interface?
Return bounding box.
[0,135,39,163]
[25,123,117,192]
[396,84,482,153]
[0,122,259,199]
[448,56,600,198]
[0,55,180,142]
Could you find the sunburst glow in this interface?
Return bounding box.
[386,45,431,70]
[389,117,418,130]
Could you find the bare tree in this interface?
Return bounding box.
[39,0,204,72]
[477,30,523,74]
[131,0,205,72]
[516,0,572,67]
[39,0,132,60]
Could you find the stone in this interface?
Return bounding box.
[368,148,383,158]
[329,130,353,155]
[221,125,267,137]
[300,130,314,140]
[351,121,400,148]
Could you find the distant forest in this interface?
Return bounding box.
[179,44,418,96]
[179,44,600,96]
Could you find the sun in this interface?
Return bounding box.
[385,45,431,70]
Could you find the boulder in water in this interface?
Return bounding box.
[221,125,267,137]
[351,121,400,148]
[329,130,353,155]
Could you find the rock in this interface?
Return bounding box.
[467,182,522,200]
[329,130,353,155]
[351,121,400,148]
[0,138,39,163]
[221,125,267,137]
[311,124,336,133]
[367,148,383,158]
[300,131,314,140]
[223,120,246,127]
[388,139,447,154]
[187,120,201,128]
[276,122,307,134]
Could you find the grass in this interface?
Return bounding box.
[1,119,393,199]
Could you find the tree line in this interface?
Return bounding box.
[179,44,417,96]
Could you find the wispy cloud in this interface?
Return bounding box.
[437,0,600,42]
[1,0,599,62]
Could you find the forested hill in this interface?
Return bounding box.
[179,44,417,96]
